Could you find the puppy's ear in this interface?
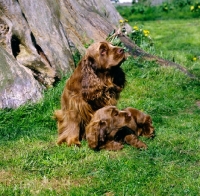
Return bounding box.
[99,120,108,142]
[86,120,108,150]
[144,115,151,123]
[81,56,102,101]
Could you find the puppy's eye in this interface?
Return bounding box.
[125,113,130,117]
[113,111,118,116]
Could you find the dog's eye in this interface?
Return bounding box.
[125,112,131,118]
[113,111,118,116]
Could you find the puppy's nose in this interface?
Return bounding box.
[117,48,124,54]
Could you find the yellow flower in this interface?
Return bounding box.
[133,26,138,31]
[143,30,150,36]
[193,57,197,61]
[190,6,194,11]
[119,19,124,23]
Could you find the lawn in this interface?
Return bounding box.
[0,3,200,196]
[128,19,200,78]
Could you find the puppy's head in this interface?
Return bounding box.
[137,115,155,138]
[86,106,131,149]
[85,41,125,70]
[94,106,131,129]
[123,107,155,138]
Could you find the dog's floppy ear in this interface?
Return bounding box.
[99,42,108,56]
[142,115,155,138]
[86,120,108,150]
[81,56,103,101]
[99,120,108,142]
[145,115,152,124]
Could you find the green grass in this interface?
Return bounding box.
[1,6,200,196]
[116,1,200,21]
[0,58,199,195]
[128,19,200,78]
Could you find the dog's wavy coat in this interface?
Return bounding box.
[86,106,131,150]
[54,41,126,146]
[86,106,154,150]
[123,107,155,139]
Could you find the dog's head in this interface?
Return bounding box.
[84,41,125,70]
[94,106,131,134]
[123,107,155,138]
[138,115,155,138]
[80,41,126,102]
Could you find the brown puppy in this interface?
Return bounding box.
[86,106,131,150]
[86,107,154,150]
[54,41,126,146]
[86,106,149,150]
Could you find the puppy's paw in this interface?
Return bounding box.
[100,141,124,151]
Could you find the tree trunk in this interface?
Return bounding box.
[0,45,43,108]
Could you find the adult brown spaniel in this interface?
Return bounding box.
[54,41,126,146]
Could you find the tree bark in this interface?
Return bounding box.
[59,0,131,54]
[0,45,43,108]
